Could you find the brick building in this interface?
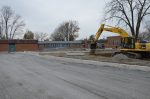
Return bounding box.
[105,36,122,48]
[0,40,38,52]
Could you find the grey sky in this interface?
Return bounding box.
[0,0,115,39]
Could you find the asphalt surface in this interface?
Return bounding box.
[0,53,150,99]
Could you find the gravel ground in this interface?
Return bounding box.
[0,52,150,99]
[39,51,150,66]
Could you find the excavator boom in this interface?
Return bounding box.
[94,24,129,43]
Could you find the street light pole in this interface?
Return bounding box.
[68,32,69,41]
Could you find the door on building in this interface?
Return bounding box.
[8,43,16,52]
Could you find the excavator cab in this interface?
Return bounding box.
[121,37,135,49]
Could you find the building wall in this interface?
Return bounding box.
[38,44,44,50]
[0,44,8,51]
[70,44,82,48]
[105,36,122,48]
[16,44,38,51]
[0,40,38,52]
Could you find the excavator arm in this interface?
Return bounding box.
[94,24,129,43]
[90,24,129,50]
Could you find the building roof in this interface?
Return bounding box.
[97,39,107,43]
[107,36,122,39]
[0,39,38,44]
[38,40,83,44]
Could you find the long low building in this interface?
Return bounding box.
[38,40,83,50]
[0,40,38,52]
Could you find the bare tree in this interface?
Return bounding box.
[50,30,65,41]
[105,0,150,40]
[50,20,80,41]
[0,6,25,39]
[139,21,150,41]
[88,35,95,42]
[34,32,49,41]
[0,14,4,38]
[23,30,34,40]
[145,21,150,32]
[139,32,150,41]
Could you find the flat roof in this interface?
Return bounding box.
[38,40,82,44]
[0,40,38,44]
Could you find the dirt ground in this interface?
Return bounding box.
[39,50,150,67]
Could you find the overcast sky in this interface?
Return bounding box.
[0,0,116,39]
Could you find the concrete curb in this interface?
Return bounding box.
[24,52,150,72]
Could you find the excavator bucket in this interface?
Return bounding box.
[90,43,97,55]
[90,43,97,49]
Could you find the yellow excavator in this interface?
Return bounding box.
[90,24,150,58]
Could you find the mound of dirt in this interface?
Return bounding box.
[113,54,129,60]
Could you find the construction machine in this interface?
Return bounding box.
[90,24,150,58]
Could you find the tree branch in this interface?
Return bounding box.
[141,5,150,19]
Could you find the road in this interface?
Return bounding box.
[0,53,150,99]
